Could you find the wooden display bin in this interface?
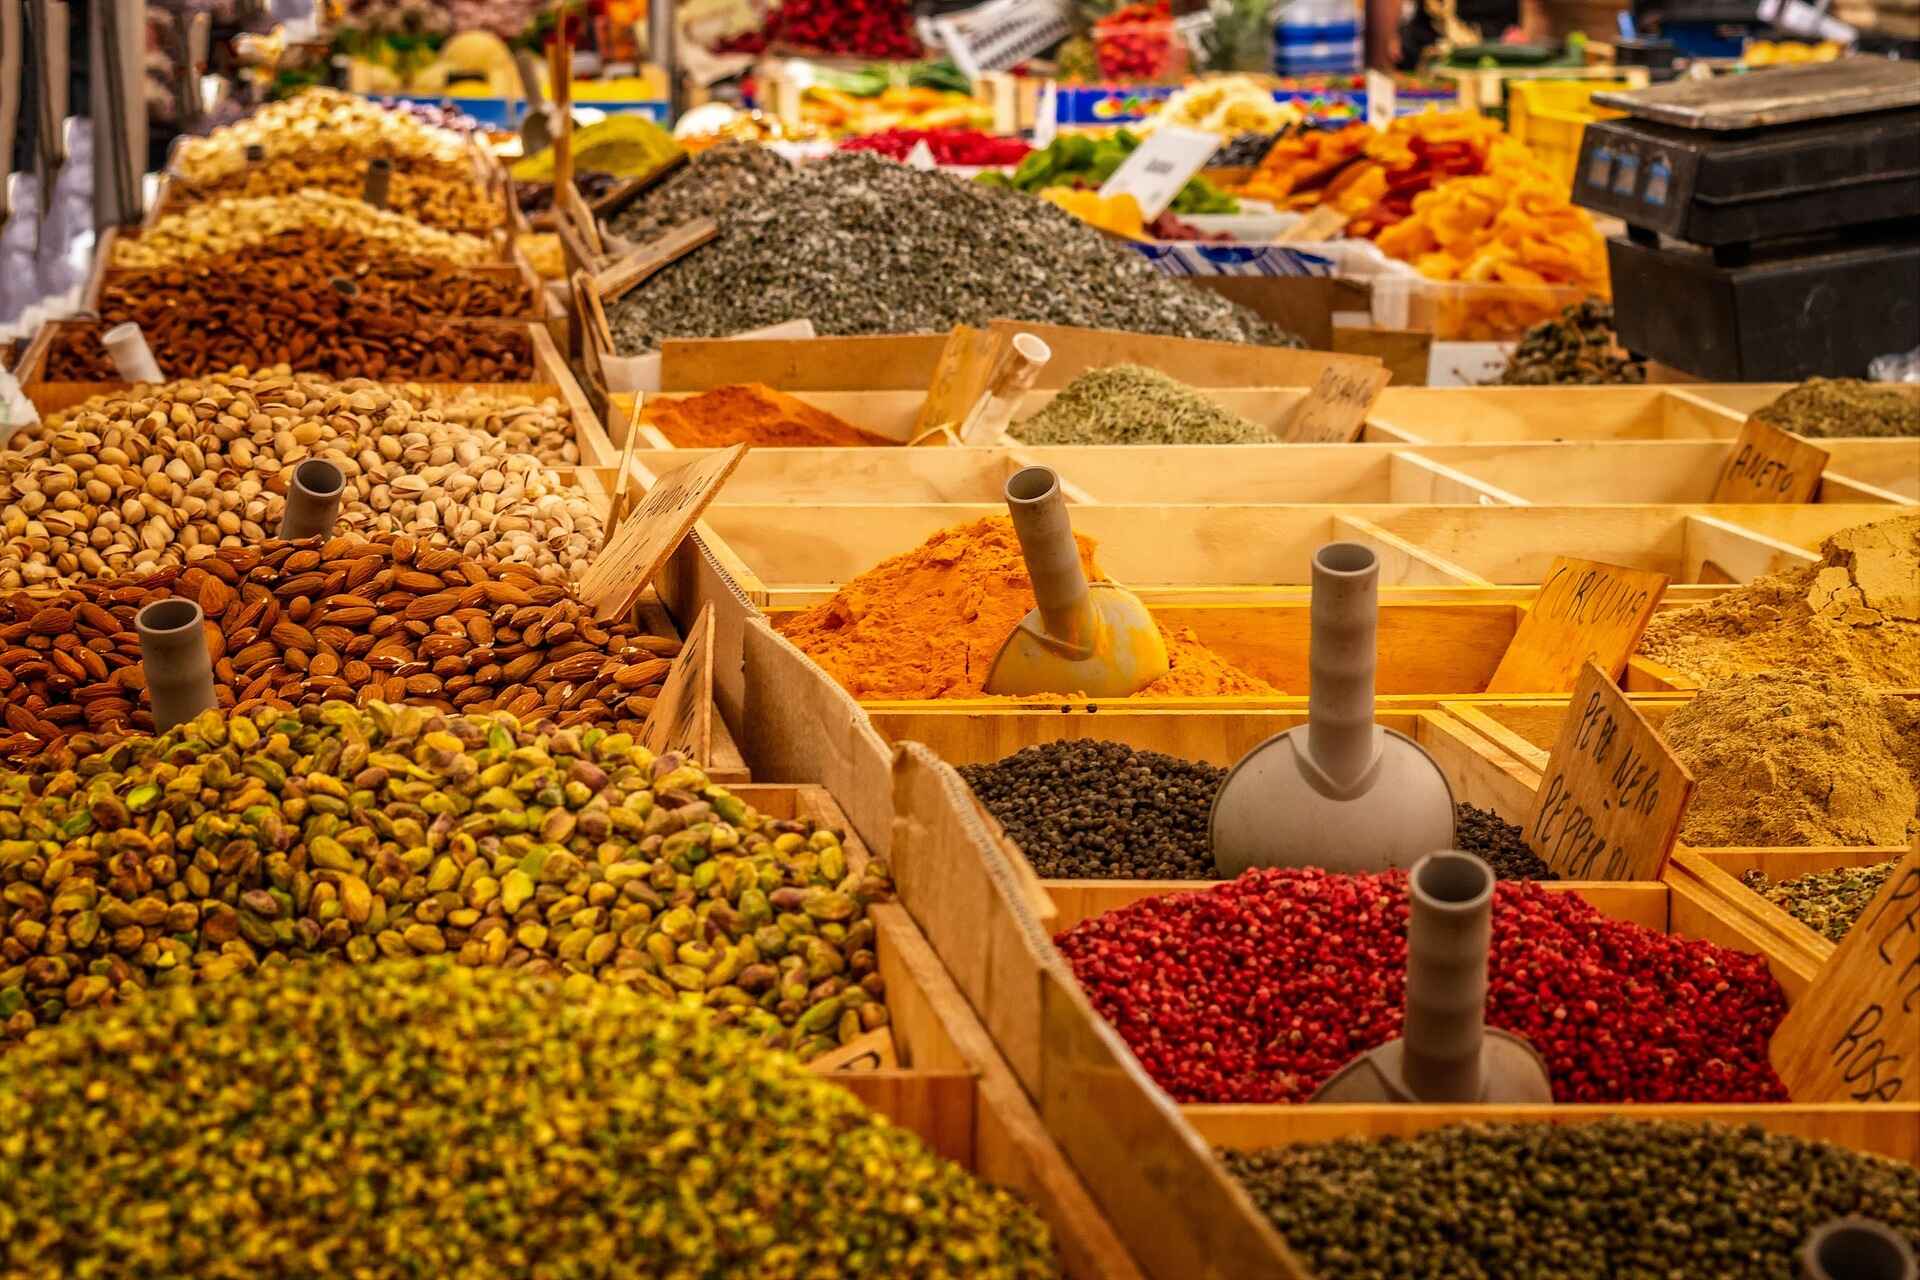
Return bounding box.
[1367,385,1748,443]
[1668,847,1907,980]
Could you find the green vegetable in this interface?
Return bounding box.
[993,130,1238,214]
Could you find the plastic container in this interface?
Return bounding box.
[1375,276,1595,341]
[1094,18,1190,82]
[1271,0,1361,76]
[1507,79,1634,192]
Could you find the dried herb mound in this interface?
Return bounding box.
[1225,1119,1920,1280]
[1011,365,1266,446]
[0,703,893,1055]
[1492,300,1644,386]
[0,959,1060,1279]
[607,152,1297,352]
[1753,377,1920,439]
[961,740,1226,879]
[1741,857,1902,944]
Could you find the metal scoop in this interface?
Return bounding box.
[1210,541,1454,874]
[1313,851,1552,1104]
[1802,1219,1918,1280]
[984,466,1169,699]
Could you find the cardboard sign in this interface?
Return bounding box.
[1710,418,1830,503]
[640,602,715,763]
[1770,844,1920,1104]
[1275,205,1351,244]
[1098,126,1219,221]
[592,217,718,302]
[1524,661,1694,882]
[1486,556,1671,693]
[1366,69,1397,130]
[578,446,747,621]
[914,325,1002,440]
[1278,361,1391,443]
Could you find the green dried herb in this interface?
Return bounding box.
[0,959,1059,1277]
[1752,378,1920,439]
[1011,365,1266,446]
[1493,300,1645,386]
[1740,857,1901,943]
[1225,1119,1920,1279]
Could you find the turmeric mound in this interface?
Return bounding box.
[775,516,1277,701]
[643,384,899,448]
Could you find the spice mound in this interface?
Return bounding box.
[1663,672,1919,848]
[1010,365,1266,446]
[1741,857,1901,944]
[1637,514,1920,686]
[1055,868,1788,1104]
[606,141,797,245]
[1752,377,1920,439]
[0,533,679,758]
[1225,1119,1920,1280]
[773,516,1276,700]
[0,959,1059,1279]
[643,383,899,447]
[0,702,893,1053]
[1490,299,1644,386]
[1454,802,1555,880]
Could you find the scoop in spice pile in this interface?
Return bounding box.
[1661,671,1919,848]
[1056,868,1788,1104]
[774,516,1276,700]
[0,959,1059,1278]
[0,702,893,1055]
[641,384,899,448]
[1751,377,1920,439]
[1224,1119,1919,1280]
[1741,857,1903,944]
[1637,514,1920,687]
[1010,365,1268,446]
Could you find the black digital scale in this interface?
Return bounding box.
[1572,60,1920,380]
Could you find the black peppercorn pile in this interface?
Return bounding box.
[1224,1119,1920,1280]
[966,740,1560,882]
[1455,803,1557,881]
[960,740,1226,879]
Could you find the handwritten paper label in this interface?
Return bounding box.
[1710,418,1830,503]
[1098,126,1220,221]
[1487,556,1670,694]
[1279,362,1391,443]
[1771,844,1919,1103]
[1366,69,1397,130]
[1524,661,1693,881]
[641,603,715,762]
[578,445,747,621]
[592,217,718,302]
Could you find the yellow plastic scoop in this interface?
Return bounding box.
[984,466,1169,699]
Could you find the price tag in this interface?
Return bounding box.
[1033,79,1058,149]
[1709,418,1830,503]
[1770,844,1919,1103]
[906,139,938,171]
[1098,125,1219,222]
[1278,362,1391,443]
[592,218,718,302]
[1524,661,1693,882]
[1486,556,1670,693]
[933,0,1074,78]
[1366,69,1397,130]
[1275,204,1350,244]
[640,603,715,763]
[577,444,748,621]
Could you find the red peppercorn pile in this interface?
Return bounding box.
[1056,868,1790,1105]
[839,129,1032,167]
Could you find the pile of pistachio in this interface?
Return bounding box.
[0,958,1060,1277]
[0,702,892,1058]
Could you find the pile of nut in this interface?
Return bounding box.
[171,87,472,185]
[0,533,675,756]
[115,191,498,270]
[173,150,502,231]
[0,702,895,1057]
[0,371,598,587]
[48,313,535,382]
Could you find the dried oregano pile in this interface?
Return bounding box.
[0,703,892,1057]
[1225,1119,1920,1280]
[0,960,1059,1278]
[1010,365,1267,446]
[607,152,1296,351]
[1752,377,1920,439]
[1490,300,1644,386]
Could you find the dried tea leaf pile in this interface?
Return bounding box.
[0,703,892,1056]
[1740,857,1902,944]
[1009,365,1266,446]
[1752,377,1920,439]
[1490,299,1644,386]
[1225,1119,1919,1280]
[0,959,1059,1279]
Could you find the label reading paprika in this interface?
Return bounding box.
[1770,843,1919,1104]
[578,444,747,621]
[1486,556,1670,694]
[641,602,714,763]
[1709,418,1830,504]
[1524,660,1693,882]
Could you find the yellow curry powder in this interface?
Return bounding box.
[775,516,1278,700]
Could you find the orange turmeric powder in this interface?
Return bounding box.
[775,516,1279,700]
[643,383,899,448]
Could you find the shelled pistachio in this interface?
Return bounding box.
[171,88,474,185]
[0,959,1060,1278]
[116,191,496,270]
[0,702,893,1054]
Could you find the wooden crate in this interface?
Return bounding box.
[1367,385,1748,443]
[1667,846,1910,977]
